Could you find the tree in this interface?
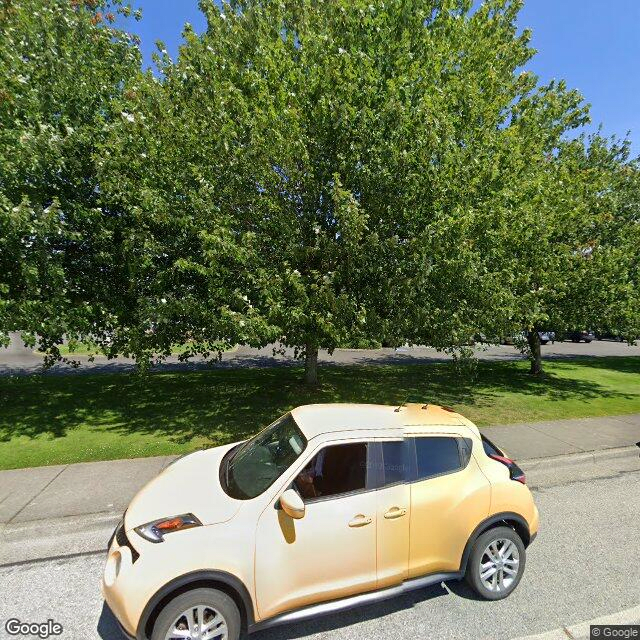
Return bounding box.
[522,136,640,374]
[98,0,596,385]
[19,0,637,385]
[476,132,640,375]
[94,22,283,369]
[0,0,141,358]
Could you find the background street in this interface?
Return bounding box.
[2,332,639,376]
[1,452,638,640]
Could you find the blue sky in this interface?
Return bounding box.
[122,0,640,157]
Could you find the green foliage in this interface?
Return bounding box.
[2,0,638,383]
[0,0,141,360]
[94,1,570,376]
[499,136,639,336]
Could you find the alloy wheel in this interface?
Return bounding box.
[164,605,228,640]
[479,538,520,593]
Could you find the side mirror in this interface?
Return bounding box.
[280,489,305,519]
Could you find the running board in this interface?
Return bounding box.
[249,571,463,632]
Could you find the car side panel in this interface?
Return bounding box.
[475,453,540,537]
[408,443,490,577]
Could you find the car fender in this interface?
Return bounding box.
[458,511,531,573]
[136,569,255,640]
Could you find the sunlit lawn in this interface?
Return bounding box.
[0,357,639,470]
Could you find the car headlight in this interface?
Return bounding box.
[134,513,202,543]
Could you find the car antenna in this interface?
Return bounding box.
[394,396,409,412]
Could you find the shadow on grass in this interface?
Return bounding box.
[560,355,640,375]
[1,357,638,446]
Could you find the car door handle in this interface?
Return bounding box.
[348,514,372,527]
[384,507,407,519]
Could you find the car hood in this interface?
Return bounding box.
[124,443,242,532]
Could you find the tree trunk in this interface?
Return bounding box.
[304,343,319,386]
[527,329,543,375]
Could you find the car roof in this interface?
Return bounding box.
[290,402,474,439]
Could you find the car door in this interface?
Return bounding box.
[255,440,378,620]
[408,434,490,578]
[374,439,411,589]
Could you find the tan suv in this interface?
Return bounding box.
[102,403,539,640]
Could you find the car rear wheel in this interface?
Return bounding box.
[151,587,241,640]
[465,526,526,600]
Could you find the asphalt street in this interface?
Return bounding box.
[1,454,639,640]
[1,331,639,376]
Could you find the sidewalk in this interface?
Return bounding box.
[1,413,639,526]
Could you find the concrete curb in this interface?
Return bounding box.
[0,512,121,565]
[511,603,640,640]
[520,444,640,469]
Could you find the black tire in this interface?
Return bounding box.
[151,587,241,640]
[465,526,526,601]
[540,340,548,345]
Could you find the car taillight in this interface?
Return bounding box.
[489,454,527,485]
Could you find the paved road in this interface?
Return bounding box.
[1,453,638,640]
[1,332,639,376]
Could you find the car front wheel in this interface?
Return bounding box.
[151,587,241,640]
[465,526,526,600]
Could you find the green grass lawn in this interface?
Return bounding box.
[0,357,639,470]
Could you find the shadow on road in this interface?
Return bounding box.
[0,351,631,379]
[95,584,451,640]
[254,584,450,640]
[97,601,128,640]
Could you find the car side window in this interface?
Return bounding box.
[381,441,410,486]
[413,436,465,481]
[459,437,473,467]
[294,442,368,501]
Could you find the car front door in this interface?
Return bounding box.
[255,440,378,620]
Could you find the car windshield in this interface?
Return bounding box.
[222,413,307,500]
